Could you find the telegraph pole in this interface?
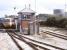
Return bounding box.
[34,0,37,35]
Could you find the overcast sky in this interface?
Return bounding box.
[0,0,66,17]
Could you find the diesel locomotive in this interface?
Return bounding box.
[3,18,16,29]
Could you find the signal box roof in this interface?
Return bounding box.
[18,8,35,14]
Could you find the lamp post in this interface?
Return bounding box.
[14,7,17,30]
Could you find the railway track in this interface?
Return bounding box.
[7,32,39,50]
[7,31,50,50]
[7,32,23,50]
[6,31,66,50]
[18,34,66,50]
[41,30,67,40]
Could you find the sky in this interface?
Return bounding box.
[0,0,66,17]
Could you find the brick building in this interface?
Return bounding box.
[18,7,39,35]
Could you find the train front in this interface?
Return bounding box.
[3,18,16,29]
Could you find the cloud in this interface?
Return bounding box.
[0,0,66,17]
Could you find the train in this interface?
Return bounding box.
[2,18,16,29]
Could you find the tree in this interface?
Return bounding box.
[46,17,56,26]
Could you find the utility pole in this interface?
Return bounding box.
[65,0,66,16]
[34,0,37,35]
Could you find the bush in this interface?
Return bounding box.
[39,16,67,28]
[46,17,56,26]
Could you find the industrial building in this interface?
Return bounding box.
[53,9,64,16]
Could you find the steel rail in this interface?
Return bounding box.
[13,32,65,50]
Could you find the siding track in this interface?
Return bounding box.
[6,31,66,50]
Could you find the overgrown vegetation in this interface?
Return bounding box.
[39,16,67,28]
